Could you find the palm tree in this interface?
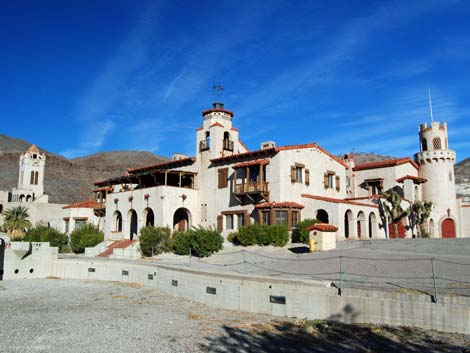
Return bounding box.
[2,206,31,240]
[381,188,409,238]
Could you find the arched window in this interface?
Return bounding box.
[421,138,428,151]
[34,171,39,185]
[113,211,123,232]
[205,131,210,148]
[316,209,329,223]
[30,171,35,185]
[433,137,441,150]
[223,131,230,142]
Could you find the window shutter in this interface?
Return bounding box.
[218,168,228,189]
[305,169,310,186]
[335,176,340,191]
[323,173,329,188]
[290,166,296,183]
[217,215,223,232]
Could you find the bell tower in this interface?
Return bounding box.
[17,145,46,199]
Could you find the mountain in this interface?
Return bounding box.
[0,135,169,204]
[455,157,470,183]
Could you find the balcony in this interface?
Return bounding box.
[93,201,106,217]
[233,181,269,203]
[199,140,210,151]
[223,139,234,151]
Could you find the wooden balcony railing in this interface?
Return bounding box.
[94,201,106,210]
[234,181,269,194]
[223,139,234,151]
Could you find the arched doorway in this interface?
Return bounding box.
[128,209,138,240]
[144,208,154,227]
[368,212,377,238]
[357,211,366,239]
[113,211,123,232]
[441,218,456,238]
[344,210,354,239]
[173,208,191,231]
[316,209,329,223]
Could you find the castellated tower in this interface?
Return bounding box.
[414,121,458,237]
[13,145,46,202]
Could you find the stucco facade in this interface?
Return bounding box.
[93,102,470,242]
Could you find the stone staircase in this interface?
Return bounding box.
[97,240,136,258]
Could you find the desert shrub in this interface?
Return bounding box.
[24,225,68,252]
[70,224,104,253]
[236,224,289,247]
[171,231,191,255]
[139,226,172,257]
[292,219,318,243]
[188,225,223,257]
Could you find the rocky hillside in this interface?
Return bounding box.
[0,135,168,204]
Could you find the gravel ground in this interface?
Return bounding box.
[1,279,469,353]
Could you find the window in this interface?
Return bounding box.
[291,163,305,183]
[64,219,70,234]
[422,138,428,151]
[75,219,87,229]
[324,171,335,189]
[226,214,234,230]
[218,168,229,188]
[433,137,441,150]
[274,210,288,225]
[30,171,34,185]
[346,176,351,188]
[291,210,300,227]
[237,214,245,228]
[114,211,123,232]
[262,210,270,225]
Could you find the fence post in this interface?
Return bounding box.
[431,258,438,303]
[339,256,344,296]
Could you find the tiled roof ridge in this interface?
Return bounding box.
[302,193,378,208]
[63,199,95,209]
[353,157,419,171]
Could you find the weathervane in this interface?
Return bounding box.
[212,84,224,101]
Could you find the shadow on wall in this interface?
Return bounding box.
[201,304,467,353]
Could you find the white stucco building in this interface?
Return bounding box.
[0,145,101,235]
[93,102,470,245]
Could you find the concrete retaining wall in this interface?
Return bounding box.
[3,245,469,334]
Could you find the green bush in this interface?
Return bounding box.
[188,225,224,257]
[139,226,172,257]
[70,224,104,254]
[171,231,191,255]
[227,231,240,245]
[234,224,289,247]
[292,219,318,243]
[24,225,68,252]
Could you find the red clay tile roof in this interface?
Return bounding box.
[93,186,113,193]
[127,157,195,174]
[301,194,378,208]
[255,201,304,209]
[196,126,203,131]
[231,127,239,132]
[210,122,224,128]
[233,158,270,169]
[202,107,234,117]
[306,223,338,232]
[345,195,382,201]
[238,139,250,152]
[211,148,276,163]
[211,142,347,168]
[462,204,470,208]
[396,175,427,184]
[353,158,419,171]
[63,200,95,209]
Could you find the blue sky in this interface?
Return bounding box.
[1,0,469,161]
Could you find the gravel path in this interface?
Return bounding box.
[1,279,469,353]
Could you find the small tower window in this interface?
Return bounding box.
[421,138,428,151]
[30,171,35,185]
[433,137,441,150]
[34,171,39,185]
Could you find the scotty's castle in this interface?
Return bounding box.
[1,102,469,247]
